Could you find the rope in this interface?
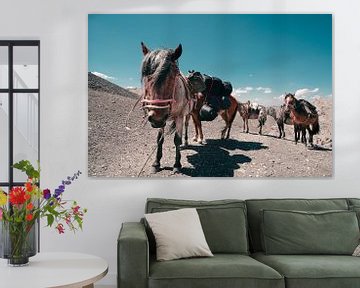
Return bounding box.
[125,93,144,131]
[136,124,176,177]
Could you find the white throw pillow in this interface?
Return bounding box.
[353,244,360,256]
[145,208,213,261]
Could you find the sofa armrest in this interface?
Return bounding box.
[118,222,149,288]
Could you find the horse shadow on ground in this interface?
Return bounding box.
[181,139,268,177]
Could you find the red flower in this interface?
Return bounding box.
[24,193,31,201]
[26,214,33,221]
[25,182,33,192]
[72,205,80,215]
[56,223,65,234]
[26,203,34,210]
[9,187,26,205]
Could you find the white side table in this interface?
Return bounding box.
[0,252,108,288]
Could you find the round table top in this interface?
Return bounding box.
[0,252,108,288]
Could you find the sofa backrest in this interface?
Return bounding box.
[245,198,349,252]
[145,198,249,254]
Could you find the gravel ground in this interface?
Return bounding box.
[88,86,332,178]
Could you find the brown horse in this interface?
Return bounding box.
[267,105,306,144]
[238,101,267,134]
[140,42,194,173]
[284,93,320,146]
[184,71,238,145]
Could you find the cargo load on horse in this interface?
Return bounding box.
[187,71,233,121]
[185,70,238,144]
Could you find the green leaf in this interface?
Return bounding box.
[13,160,40,180]
[47,214,54,227]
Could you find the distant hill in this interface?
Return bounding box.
[88,72,138,99]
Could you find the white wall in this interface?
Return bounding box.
[1,0,360,286]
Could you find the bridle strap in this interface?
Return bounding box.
[141,99,173,104]
[142,74,180,110]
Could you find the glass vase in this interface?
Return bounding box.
[0,220,37,266]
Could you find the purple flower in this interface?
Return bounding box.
[54,171,82,199]
[43,189,51,200]
[54,189,63,198]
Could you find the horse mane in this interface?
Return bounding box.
[141,49,178,92]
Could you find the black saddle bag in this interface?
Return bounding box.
[199,104,218,121]
[220,96,231,110]
[222,81,232,96]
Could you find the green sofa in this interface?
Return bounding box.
[118,198,360,288]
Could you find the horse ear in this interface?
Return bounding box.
[172,44,182,61]
[141,42,150,55]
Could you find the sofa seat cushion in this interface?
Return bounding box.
[252,252,360,288]
[149,254,284,288]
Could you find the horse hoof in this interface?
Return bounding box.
[173,167,181,174]
[181,142,188,148]
[192,137,198,142]
[199,139,206,145]
[151,165,160,173]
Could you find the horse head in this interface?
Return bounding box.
[284,93,297,112]
[186,70,206,93]
[140,42,183,128]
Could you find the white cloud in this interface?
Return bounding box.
[234,88,249,96]
[295,88,319,98]
[92,71,116,81]
[256,87,272,94]
[245,87,253,91]
[274,94,285,101]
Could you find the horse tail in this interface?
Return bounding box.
[310,120,320,135]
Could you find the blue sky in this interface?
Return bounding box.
[88,14,332,105]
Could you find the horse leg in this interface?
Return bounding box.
[173,117,184,173]
[259,122,262,135]
[190,113,198,143]
[183,114,190,147]
[220,110,229,140]
[246,118,249,133]
[282,123,285,138]
[193,112,204,144]
[222,98,237,139]
[302,127,308,146]
[294,125,299,144]
[152,128,165,173]
[277,123,282,138]
[307,127,314,147]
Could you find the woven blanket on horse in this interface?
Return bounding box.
[203,75,233,110]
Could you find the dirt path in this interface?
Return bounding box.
[88,89,332,178]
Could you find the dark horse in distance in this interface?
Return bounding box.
[267,105,306,144]
[284,93,320,147]
[140,42,195,173]
[185,70,238,145]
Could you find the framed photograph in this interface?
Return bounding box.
[88,14,332,178]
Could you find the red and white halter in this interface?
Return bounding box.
[141,73,181,111]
